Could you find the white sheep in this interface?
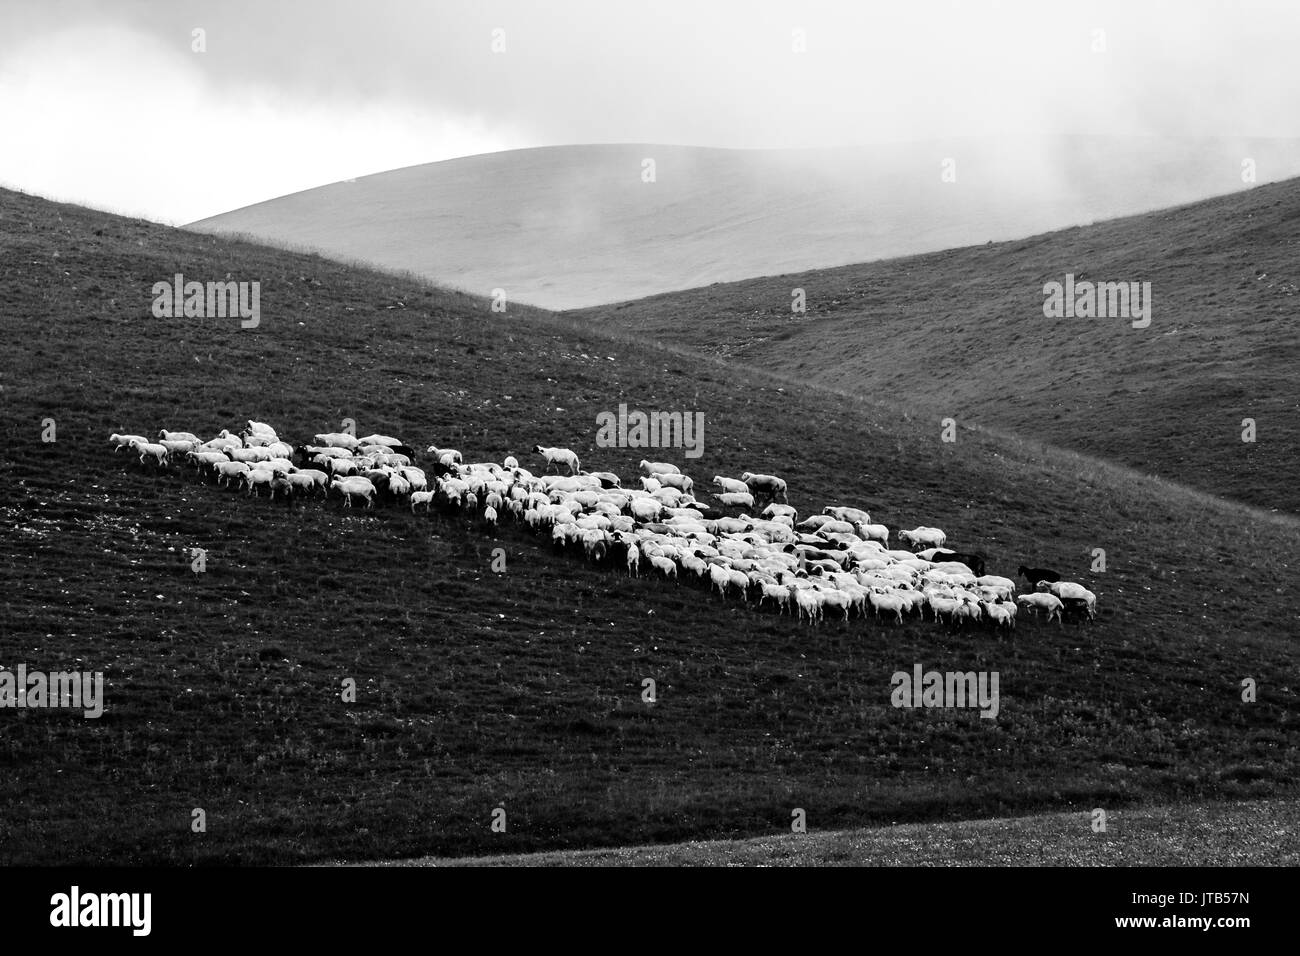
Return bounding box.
[899,527,946,550]
[245,420,278,439]
[1016,592,1063,624]
[533,445,580,475]
[427,446,463,467]
[214,460,250,486]
[158,429,201,443]
[648,554,678,579]
[110,433,148,452]
[983,602,1016,630]
[331,476,377,508]
[159,438,195,456]
[654,472,693,493]
[713,491,755,510]
[129,439,169,466]
[761,503,798,522]
[868,590,907,624]
[825,506,872,524]
[856,522,890,544]
[316,432,360,450]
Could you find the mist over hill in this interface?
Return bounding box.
[189,137,1300,309]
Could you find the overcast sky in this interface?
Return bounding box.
[2,0,1297,224]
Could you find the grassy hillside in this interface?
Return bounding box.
[1,186,1296,865]
[189,137,1300,309]
[369,798,1300,867]
[576,178,1300,515]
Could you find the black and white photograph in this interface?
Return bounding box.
[0,0,1294,936]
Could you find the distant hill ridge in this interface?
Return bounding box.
[189,137,1300,309]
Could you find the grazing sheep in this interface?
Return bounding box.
[158,429,201,444]
[1017,592,1063,624]
[856,522,890,544]
[868,590,906,625]
[713,491,756,510]
[284,471,326,496]
[654,472,693,493]
[426,446,463,467]
[825,506,871,525]
[410,490,436,513]
[982,601,1016,631]
[243,467,277,497]
[713,476,749,494]
[316,432,360,450]
[330,476,377,508]
[1047,581,1097,619]
[1018,565,1061,585]
[213,460,250,486]
[789,585,823,624]
[899,527,946,550]
[977,574,1017,594]
[109,433,149,452]
[741,472,788,503]
[128,439,169,467]
[819,587,854,622]
[761,503,798,522]
[759,581,791,613]
[159,438,195,456]
[187,450,230,474]
[648,554,678,579]
[930,550,986,577]
[640,460,679,476]
[269,474,297,505]
[533,445,581,475]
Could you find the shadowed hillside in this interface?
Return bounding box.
[2,186,1297,865]
[576,178,1300,515]
[188,138,1300,309]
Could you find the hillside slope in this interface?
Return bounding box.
[188,138,1300,310]
[367,798,1300,867]
[577,178,1300,515]
[1,187,1297,865]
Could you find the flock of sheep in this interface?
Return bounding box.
[109,421,1099,629]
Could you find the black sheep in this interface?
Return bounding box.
[1018,565,1061,585]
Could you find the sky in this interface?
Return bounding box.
[2,0,1297,224]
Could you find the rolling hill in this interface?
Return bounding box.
[367,798,1300,867]
[1,186,1297,865]
[187,137,1300,310]
[575,178,1300,516]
